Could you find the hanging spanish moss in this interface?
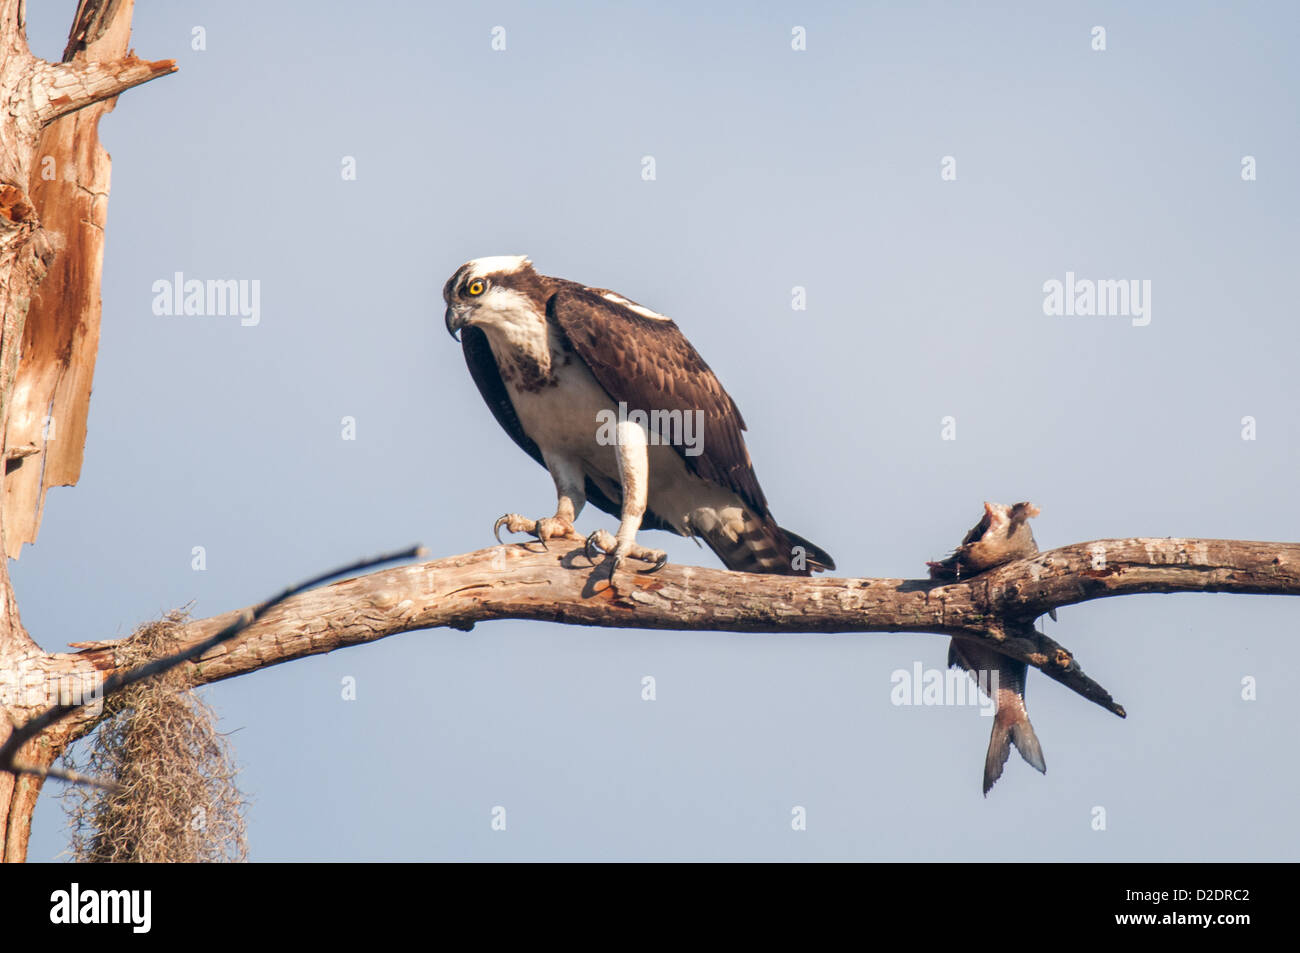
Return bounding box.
[60,611,247,862]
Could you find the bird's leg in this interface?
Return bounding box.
[585,419,667,574]
[536,454,587,544]
[494,454,587,549]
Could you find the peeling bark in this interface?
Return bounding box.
[3,2,173,557]
[0,0,172,862]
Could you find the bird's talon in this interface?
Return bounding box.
[584,531,605,564]
[639,551,669,574]
[493,513,546,546]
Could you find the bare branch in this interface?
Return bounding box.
[141,536,1299,718]
[33,54,176,125]
[0,545,425,776]
[7,758,119,791]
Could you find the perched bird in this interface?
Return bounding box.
[443,256,834,577]
[930,501,1049,794]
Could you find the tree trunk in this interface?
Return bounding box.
[0,0,172,862]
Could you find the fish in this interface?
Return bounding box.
[948,638,1047,796]
[929,501,1051,794]
[927,501,1042,580]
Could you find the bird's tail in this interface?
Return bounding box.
[696,511,835,576]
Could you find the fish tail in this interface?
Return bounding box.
[983,690,1047,796]
[1011,717,1047,776]
[983,722,1013,796]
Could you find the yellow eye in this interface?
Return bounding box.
[467,280,485,296]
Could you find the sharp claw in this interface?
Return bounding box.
[493,516,509,544]
[584,531,604,564]
[638,552,668,574]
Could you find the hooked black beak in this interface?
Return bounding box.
[445,306,463,341]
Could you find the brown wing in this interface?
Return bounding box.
[545,284,771,517]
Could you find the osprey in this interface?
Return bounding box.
[443,256,834,576]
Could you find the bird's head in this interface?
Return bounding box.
[443,255,542,340]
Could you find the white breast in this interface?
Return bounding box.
[506,353,619,460]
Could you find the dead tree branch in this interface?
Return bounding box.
[31,54,175,124]
[85,536,1296,720]
[0,545,425,779]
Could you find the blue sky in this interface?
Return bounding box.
[16,1,1299,860]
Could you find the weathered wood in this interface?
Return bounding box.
[0,546,424,781]
[30,53,174,125]
[0,0,172,862]
[145,537,1298,714]
[3,1,173,557]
